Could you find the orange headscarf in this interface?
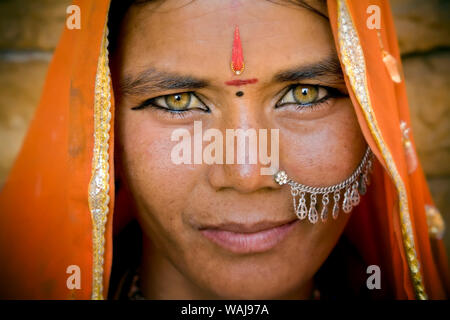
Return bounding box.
[0,0,448,299]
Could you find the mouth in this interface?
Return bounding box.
[198,218,299,254]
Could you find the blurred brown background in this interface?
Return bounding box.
[0,0,449,257]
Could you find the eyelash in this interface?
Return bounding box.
[297,92,335,111]
[131,84,346,116]
[276,85,346,111]
[133,102,196,119]
[131,96,205,119]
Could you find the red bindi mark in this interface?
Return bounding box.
[225,78,258,86]
[231,25,244,75]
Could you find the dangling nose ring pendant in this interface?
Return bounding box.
[274,147,374,224]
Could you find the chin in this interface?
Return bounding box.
[191,259,307,300]
[207,278,304,300]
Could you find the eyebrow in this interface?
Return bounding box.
[272,55,343,84]
[119,68,209,96]
[119,55,343,96]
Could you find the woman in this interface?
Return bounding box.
[0,0,448,299]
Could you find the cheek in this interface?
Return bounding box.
[280,99,366,186]
[117,111,200,240]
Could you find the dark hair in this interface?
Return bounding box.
[107,0,143,54]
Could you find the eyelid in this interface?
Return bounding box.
[133,92,209,112]
[275,84,339,108]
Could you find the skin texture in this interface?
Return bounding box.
[113,0,367,299]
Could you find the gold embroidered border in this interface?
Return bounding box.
[337,0,427,299]
[88,21,112,300]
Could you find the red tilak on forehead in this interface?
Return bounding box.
[230,25,244,75]
[225,78,258,86]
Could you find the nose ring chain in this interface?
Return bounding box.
[274,147,374,224]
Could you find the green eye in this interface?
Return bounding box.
[151,92,208,112]
[293,85,318,104]
[277,84,327,107]
[164,93,191,110]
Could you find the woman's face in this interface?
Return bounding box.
[114,0,366,299]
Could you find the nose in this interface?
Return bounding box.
[208,162,279,193]
[207,103,280,194]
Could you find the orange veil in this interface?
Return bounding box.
[0,0,448,299]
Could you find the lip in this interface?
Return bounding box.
[199,219,299,254]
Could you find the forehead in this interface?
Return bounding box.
[116,0,334,80]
